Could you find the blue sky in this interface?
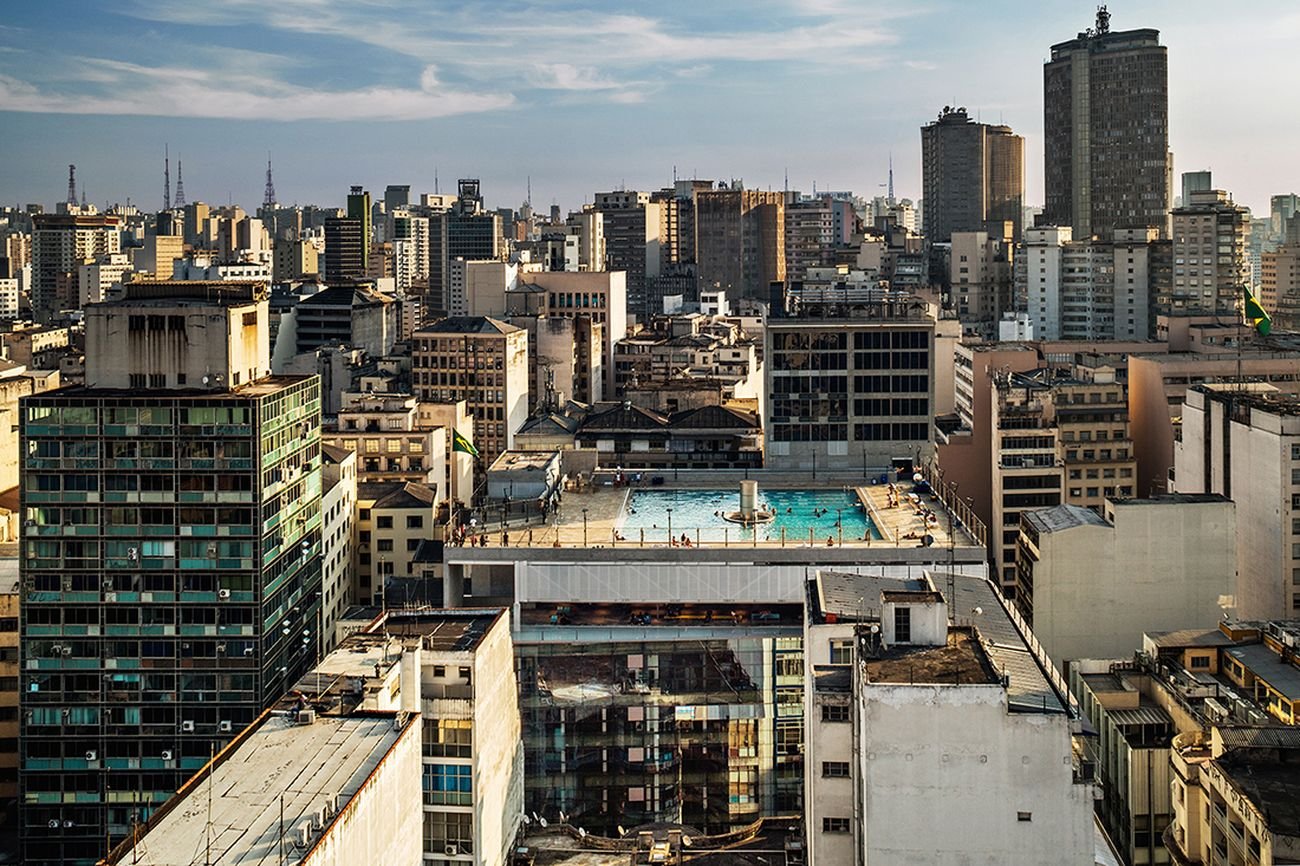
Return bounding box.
[0,1,1294,215]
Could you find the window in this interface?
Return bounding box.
[822,761,850,778]
[893,606,911,643]
[822,818,850,833]
[376,516,393,529]
[423,719,472,758]
[822,703,850,722]
[406,515,424,529]
[422,764,472,806]
[1190,656,1210,669]
[376,539,393,552]
[1017,811,1033,822]
[423,811,473,856]
[829,639,852,665]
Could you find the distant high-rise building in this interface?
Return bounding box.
[30,213,121,322]
[1168,189,1250,317]
[1270,193,1300,241]
[383,184,410,213]
[1181,170,1213,209]
[694,184,784,302]
[346,186,372,270]
[427,180,502,318]
[323,217,366,283]
[1043,9,1169,240]
[920,107,1024,243]
[593,191,662,321]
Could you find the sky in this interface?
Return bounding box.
[0,0,1295,216]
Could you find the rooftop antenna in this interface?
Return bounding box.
[81,185,87,208]
[434,166,439,195]
[174,160,186,208]
[888,152,895,203]
[526,175,531,206]
[264,152,276,208]
[66,164,77,206]
[164,145,171,211]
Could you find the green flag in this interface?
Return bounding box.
[452,428,479,458]
[1243,286,1272,336]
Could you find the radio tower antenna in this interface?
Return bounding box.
[66,164,78,206]
[164,145,171,211]
[174,160,186,208]
[263,152,276,207]
[888,151,895,203]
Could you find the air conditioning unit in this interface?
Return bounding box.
[181,720,195,733]
[206,544,218,558]
[444,845,460,858]
[85,750,97,761]
[217,589,231,600]
[161,750,174,761]
[297,709,316,726]
[60,647,72,657]
[218,721,233,733]
[311,809,326,831]
[127,547,139,562]
[296,824,312,848]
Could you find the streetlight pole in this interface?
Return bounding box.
[582,507,588,547]
[667,507,673,544]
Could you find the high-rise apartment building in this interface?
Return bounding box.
[345,186,371,271]
[19,280,322,865]
[412,317,529,468]
[695,185,784,302]
[1043,10,1169,240]
[1174,385,1300,620]
[593,191,662,322]
[784,197,838,283]
[950,230,1013,337]
[1168,189,1251,317]
[31,214,121,322]
[1262,244,1300,329]
[920,107,1024,243]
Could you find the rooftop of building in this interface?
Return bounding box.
[370,481,437,510]
[488,450,560,472]
[1110,493,1231,507]
[1145,627,1237,650]
[320,442,352,464]
[1022,504,1109,533]
[518,818,802,866]
[1213,750,1300,838]
[36,375,314,401]
[1191,384,1300,417]
[415,315,522,336]
[103,711,411,866]
[863,628,999,686]
[116,278,268,303]
[297,282,393,308]
[1224,644,1300,702]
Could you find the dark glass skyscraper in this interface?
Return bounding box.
[1043,9,1169,241]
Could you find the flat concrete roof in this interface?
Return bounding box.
[864,629,999,686]
[112,712,407,866]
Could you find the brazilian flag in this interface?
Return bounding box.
[452,429,479,458]
[1244,286,1272,336]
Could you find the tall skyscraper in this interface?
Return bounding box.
[346,186,372,271]
[694,184,784,303]
[1043,8,1169,241]
[323,217,366,283]
[427,180,503,318]
[920,107,1024,244]
[593,191,662,321]
[19,279,322,865]
[1168,188,1250,317]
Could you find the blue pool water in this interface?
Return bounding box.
[618,488,878,543]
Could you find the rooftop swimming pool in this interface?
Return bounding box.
[618,488,879,543]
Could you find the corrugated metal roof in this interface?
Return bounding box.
[1216,726,1300,750]
[1108,706,1173,728]
[1226,644,1300,701]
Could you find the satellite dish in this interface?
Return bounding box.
[538,817,548,828]
[578,827,587,838]
[972,606,983,616]
[617,825,627,837]
[202,375,211,385]
[869,624,880,634]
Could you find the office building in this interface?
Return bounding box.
[921,106,1024,243]
[412,317,529,468]
[19,280,322,865]
[323,218,366,283]
[324,391,447,486]
[1016,495,1235,667]
[593,191,662,321]
[320,444,356,657]
[292,283,400,358]
[1169,189,1251,317]
[272,238,320,282]
[136,233,185,278]
[1043,10,1170,240]
[429,180,503,318]
[30,213,121,322]
[764,293,935,472]
[694,184,784,302]
[803,569,1096,866]
[950,230,1013,337]
[784,197,838,282]
[1173,385,1300,620]
[1263,244,1300,330]
[520,270,628,396]
[346,186,372,271]
[391,212,430,295]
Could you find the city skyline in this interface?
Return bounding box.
[0,1,1296,215]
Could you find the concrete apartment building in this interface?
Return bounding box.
[920,106,1024,244]
[519,270,629,396]
[1019,226,1166,341]
[292,282,399,358]
[272,237,320,282]
[19,280,323,865]
[950,230,1013,338]
[296,609,524,865]
[803,570,1096,866]
[355,481,439,607]
[1261,243,1300,330]
[1016,495,1236,667]
[412,317,529,469]
[1174,385,1300,620]
[764,294,935,472]
[0,565,16,829]
[694,184,784,302]
[428,180,504,318]
[592,191,663,321]
[784,197,839,283]
[77,252,131,306]
[101,708,423,866]
[320,444,357,657]
[31,213,121,322]
[1043,11,1169,241]
[324,391,447,486]
[1168,189,1251,318]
